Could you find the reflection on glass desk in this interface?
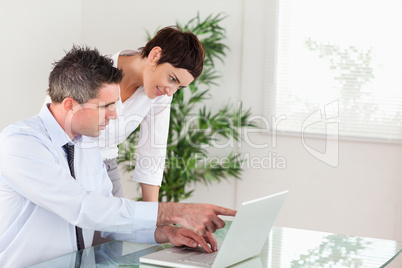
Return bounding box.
[29,222,402,268]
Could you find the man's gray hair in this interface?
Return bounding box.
[48,45,122,104]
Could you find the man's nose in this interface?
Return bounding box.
[107,107,117,120]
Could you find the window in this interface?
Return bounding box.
[268,0,402,141]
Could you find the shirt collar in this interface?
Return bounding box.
[39,104,82,147]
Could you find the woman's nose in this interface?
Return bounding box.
[165,86,177,97]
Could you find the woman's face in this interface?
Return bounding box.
[143,62,194,99]
[142,47,195,99]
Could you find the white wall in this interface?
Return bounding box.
[1,0,401,242]
[0,0,82,130]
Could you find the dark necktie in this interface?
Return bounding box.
[63,143,85,251]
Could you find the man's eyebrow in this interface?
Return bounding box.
[99,101,116,108]
[100,97,119,108]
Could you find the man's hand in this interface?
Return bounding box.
[157,203,237,235]
[154,225,218,253]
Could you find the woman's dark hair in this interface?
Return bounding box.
[138,26,205,79]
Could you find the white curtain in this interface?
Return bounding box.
[267,0,402,141]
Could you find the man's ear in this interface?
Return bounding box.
[62,98,76,112]
[148,46,162,64]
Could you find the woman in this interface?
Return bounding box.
[99,26,205,201]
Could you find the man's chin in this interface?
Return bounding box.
[84,131,101,138]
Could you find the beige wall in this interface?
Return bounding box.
[1,0,401,241]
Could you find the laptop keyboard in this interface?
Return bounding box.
[178,251,219,265]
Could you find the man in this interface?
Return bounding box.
[0,46,236,267]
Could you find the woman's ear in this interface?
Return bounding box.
[148,46,162,64]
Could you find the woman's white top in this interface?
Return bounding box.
[97,50,172,186]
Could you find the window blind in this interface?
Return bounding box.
[268,0,402,141]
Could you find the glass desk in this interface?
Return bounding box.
[30,222,402,267]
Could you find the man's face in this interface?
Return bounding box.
[69,84,119,138]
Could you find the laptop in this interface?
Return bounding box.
[140,190,288,268]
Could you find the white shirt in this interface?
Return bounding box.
[97,50,172,186]
[0,104,158,267]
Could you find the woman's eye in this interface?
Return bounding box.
[170,76,176,82]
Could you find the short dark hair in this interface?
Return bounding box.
[138,26,205,80]
[48,45,123,104]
